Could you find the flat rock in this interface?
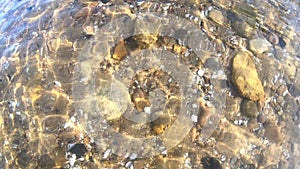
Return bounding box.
[208,9,224,25]
[249,38,272,54]
[232,50,264,101]
[263,121,283,143]
[232,22,255,38]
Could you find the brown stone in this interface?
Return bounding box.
[112,40,127,61]
[263,121,283,143]
[240,99,258,118]
[232,50,264,101]
[208,9,224,25]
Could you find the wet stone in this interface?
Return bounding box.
[247,118,259,130]
[257,114,266,123]
[283,59,296,80]
[16,150,31,168]
[0,153,5,169]
[263,121,283,143]
[262,144,282,166]
[53,63,75,83]
[38,154,55,169]
[231,50,264,101]
[69,143,87,158]
[42,116,66,133]
[201,157,222,169]
[289,83,300,97]
[258,55,279,86]
[232,22,255,38]
[34,93,68,115]
[240,99,258,119]
[249,38,272,54]
[112,40,127,61]
[268,32,279,45]
[208,9,224,25]
[278,37,286,48]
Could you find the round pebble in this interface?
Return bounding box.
[268,32,279,45]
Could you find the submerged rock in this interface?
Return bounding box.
[208,9,225,25]
[240,99,258,119]
[263,121,283,143]
[249,38,272,54]
[232,22,255,38]
[231,50,264,101]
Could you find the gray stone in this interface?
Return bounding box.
[249,38,272,54]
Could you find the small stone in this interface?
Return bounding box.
[69,143,87,158]
[232,22,255,38]
[262,144,282,166]
[134,98,151,112]
[129,153,137,160]
[231,50,264,101]
[198,101,211,128]
[283,59,296,79]
[103,149,111,159]
[100,0,110,4]
[263,121,283,143]
[197,69,205,76]
[39,154,55,169]
[208,9,224,25]
[268,32,279,45]
[240,99,258,119]
[201,157,222,169]
[42,116,66,133]
[247,118,259,130]
[144,107,151,114]
[257,114,266,123]
[278,37,286,48]
[74,7,91,18]
[173,44,187,54]
[83,25,95,35]
[152,124,164,135]
[289,83,300,97]
[249,38,272,54]
[112,40,127,61]
[191,114,198,122]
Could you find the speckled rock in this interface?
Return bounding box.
[232,50,265,101]
[208,9,224,25]
[249,38,272,54]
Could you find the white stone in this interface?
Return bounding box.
[103,149,111,159]
[144,107,151,114]
[64,122,73,129]
[191,115,198,122]
[192,103,198,108]
[69,154,76,166]
[197,69,205,76]
[54,81,62,88]
[129,153,137,160]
